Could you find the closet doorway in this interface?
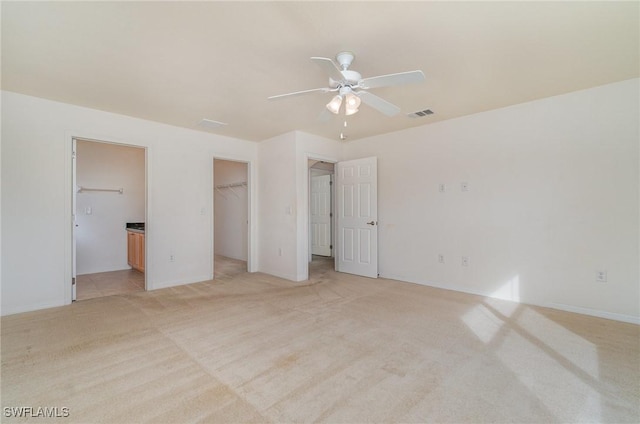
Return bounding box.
[213,159,249,278]
[73,139,146,300]
[309,160,336,278]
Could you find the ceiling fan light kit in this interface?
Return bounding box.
[326,95,343,114]
[268,51,425,137]
[326,86,362,115]
[344,93,360,116]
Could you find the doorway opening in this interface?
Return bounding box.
[73,138,147,301]
[213,159,249,279]
[303,156,379,281]
[308,159,336,279]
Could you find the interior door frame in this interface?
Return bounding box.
[211,156,256,278]
[300,153,338,281]
[309,172,333,258]
[65,133,149,305]
[72,138,77,301]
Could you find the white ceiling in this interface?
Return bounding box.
[2,1,638,142]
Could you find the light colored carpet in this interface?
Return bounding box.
[214,254,247,279]
[2,258,638,423]
[76,269,145,301]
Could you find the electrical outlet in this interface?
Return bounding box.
[438,183,446,193]
[596,270,607,282]
[169,253,175,262]
[461,256,469,267]
[438,254,445,264]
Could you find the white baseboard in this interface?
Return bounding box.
[381,272,490,298]
[258,267,299,282]
[76,265,132,275]
[546,303,640,325]
[380,272,639,325]
[214,253,248,262]
[1,299,66,317]
[149,274,213,291]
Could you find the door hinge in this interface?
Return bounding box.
[72,277,76,286]
[330,245,333,249]
[330,212,333,217]
[329,181,333,185]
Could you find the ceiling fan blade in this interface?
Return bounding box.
[311,57,345,82]
[268,87,330,100]
[358,70,425,90]
[356,91,401,116]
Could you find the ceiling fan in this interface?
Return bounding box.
[268,51,425,117]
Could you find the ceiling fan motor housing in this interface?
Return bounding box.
[329,70,362,88]
[336,51,355,69]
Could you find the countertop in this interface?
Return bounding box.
[126,222,145,233]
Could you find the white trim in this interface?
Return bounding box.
[546,303,640,325]
[300,152,338,281]
[381,272,640,325]
[150,275,213,291]
[64,131,73,305]
[2,300,67,317]
[65,131,150,300]
[211,156,256,278]
[258,267,299,283]
[381,272,490,297]
[144,146,151,290]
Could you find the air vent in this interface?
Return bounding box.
[407,109,434,118]
[198,118,228,129]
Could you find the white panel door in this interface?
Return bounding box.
[336,157,377,278]
[311,174,332,256]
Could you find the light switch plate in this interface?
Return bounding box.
[596,270,607,282]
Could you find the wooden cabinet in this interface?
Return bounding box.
[127,232,136,266]
[138,233,145,273]
[127,230,145,273]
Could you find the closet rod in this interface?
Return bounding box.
[214,181,247,189]
[77,186,123,194]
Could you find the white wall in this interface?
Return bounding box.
[76,141,145,274]
[1,91,257,315]
[214,159,248,261]
[295,132,342,280]
[3,80,637,322]
[256,131,341,281]
[257,132,298,280]
[343,79,639,323]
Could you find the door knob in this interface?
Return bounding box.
[366,221,376,226]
